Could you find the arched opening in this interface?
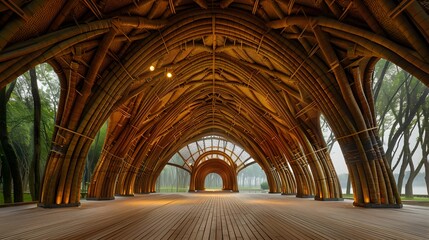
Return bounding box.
[191,158,238,192]
[155,165,190,193]
[320,114,348,194]
[372,59,428,197]
[204,173,223,191]
[1,63,60,204]
[81,121,107,196]
[319,58,429,198]
[238,163,268,193]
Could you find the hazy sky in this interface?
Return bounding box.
[329,143,347,174]
[328,133,422,175]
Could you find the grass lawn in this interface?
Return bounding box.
[0,192,34,205]
[400,196,429,201]
[321,194,429,207]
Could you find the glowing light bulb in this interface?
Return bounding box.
[166,72,173,78]
[149,65,155,71]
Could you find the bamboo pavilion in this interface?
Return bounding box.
[1,0,429,209]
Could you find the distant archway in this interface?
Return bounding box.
[190,159,238,192]
[204,173,223,191]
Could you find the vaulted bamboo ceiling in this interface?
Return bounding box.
[1,0,428,207]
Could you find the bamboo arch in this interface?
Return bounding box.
[191,159,238,192]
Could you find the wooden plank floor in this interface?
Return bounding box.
[0,193,428,239]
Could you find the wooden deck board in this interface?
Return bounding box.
[0,193,428,240]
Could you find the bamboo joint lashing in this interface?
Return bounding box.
[102,148,125,161]
[55,125,94,140]
[295,101,317,118]
[256,31,267,54]
[107,51,136,82]
[336,126,378,140]
[159,30,169,53]
[329,60,340,72]
[293,147,328,162]
[290,56,309,79]
[117,107,131,117]
[50,147,66,155]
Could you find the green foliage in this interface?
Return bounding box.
[3,63,59,192]
[83,122,108,189]
[238,163,267,190]
[0,192,33,204]
[260,181,269,190]
[342,193,429,202]
[204,173,222,189]
[156,165,190,192]
[401,196,429,201]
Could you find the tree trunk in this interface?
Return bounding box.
[86,128,101,185]
[0,87,24,203]
[425,161,429,195]
[396,158,408,195]
[0,152,12,203]
[30,68,41,201]
[346,174,351,195]
[404,178,413,198]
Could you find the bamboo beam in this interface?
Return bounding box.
[404,1,429,42]
[220,0,234,8]
[67,28,117,130]
[48,0,80,31]
[0,0,28,21]
[252,0,259,15]
[323,0,341,18]
[169,0,176,14]
[388,0,415,19]
[194,0,208,9]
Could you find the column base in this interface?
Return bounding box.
[353,202,403,208]
[281,193,296,195]
[315,196,344,201]
[268,192,281,194]
[296,195,314,198]
[38,202,81,208]
[115,194,134,197]
[86,197,115,201]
